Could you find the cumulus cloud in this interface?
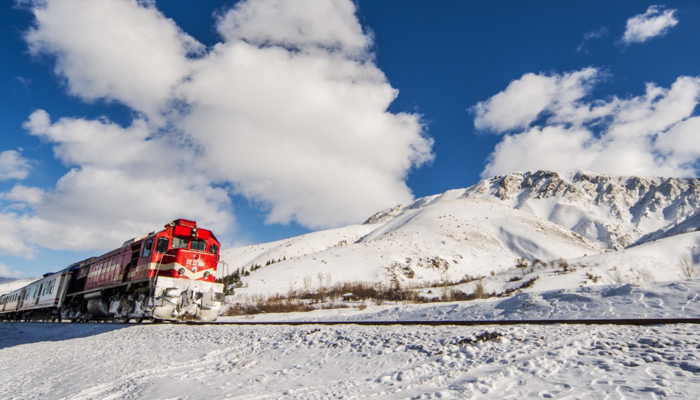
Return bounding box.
[621,5,678,45]
[472,68,599,133]
[25,0,203,122]
[475,69,700,178]
[0,150,31,180]
[179,0,433,227]
[216,0,370,57]
[2,0,433,257]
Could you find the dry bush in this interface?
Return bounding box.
[223,296,315,316]
[678,253,698,279]
[633,269,654,283]
[585,272,601,284]
[320,302,348,310]
[472,280,487,299]
[222,273,540,317]
[609,267,625,284]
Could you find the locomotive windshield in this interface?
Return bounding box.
[191,240,206,251]
[172,237,188,249]
[155,237,169,253]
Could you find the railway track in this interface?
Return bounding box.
[4,317,700,326]
[183,318,700,326]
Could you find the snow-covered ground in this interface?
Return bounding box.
[2,320,700,398]
[3,279,700,399]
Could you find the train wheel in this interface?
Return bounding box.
[135,318,144,324]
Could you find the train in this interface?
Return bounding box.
[0,219,226,323]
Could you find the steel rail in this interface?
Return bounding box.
[183,318,700,326]
[4,317,700,326]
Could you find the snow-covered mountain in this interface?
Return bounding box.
[462,170,700,249]
[221,170,700,296]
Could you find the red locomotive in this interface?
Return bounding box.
[0,219,226,322]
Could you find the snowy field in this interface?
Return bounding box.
[1,322,700,399]
[3,280,700,399]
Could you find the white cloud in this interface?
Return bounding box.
[472,68,599,133]
[0,185,44,204]
[25,0,202,123]
[621,5,678,45]
[5,111,234,253]
[0,150,31,180]
[179,5,433,228]
[3,0,433,256]
[217,0,370,58]
[0,262,23,278]
[475,69,700,178]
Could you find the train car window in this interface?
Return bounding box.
[142,239,153,258]
[155,237,169,253]
[209,243,219,255]
[191,240,206,251]
[172,237,189,249]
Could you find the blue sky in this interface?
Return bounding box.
[2,0,699,277]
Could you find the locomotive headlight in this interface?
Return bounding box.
[192,267,198,273]
[203,271,211,279]
[178,268,186,276]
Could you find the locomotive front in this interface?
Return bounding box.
[62,219,226,322]
[147,219,225,321]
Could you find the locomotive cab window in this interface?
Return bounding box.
[155,237,169,253]
[209,243,219,255]
[191,240,206,251]
[142,239,153,258]
[172,237,189,249]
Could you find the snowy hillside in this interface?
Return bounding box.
[223,198,604,296]
[221,170,699,298]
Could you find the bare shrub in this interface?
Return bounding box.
[585,272,601,284]
[634,269,654,283]
[609,267,625,284]
[515,257,529,268]
[472,281,487,299]
[679,253,698,278]
[372,297,384,306]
